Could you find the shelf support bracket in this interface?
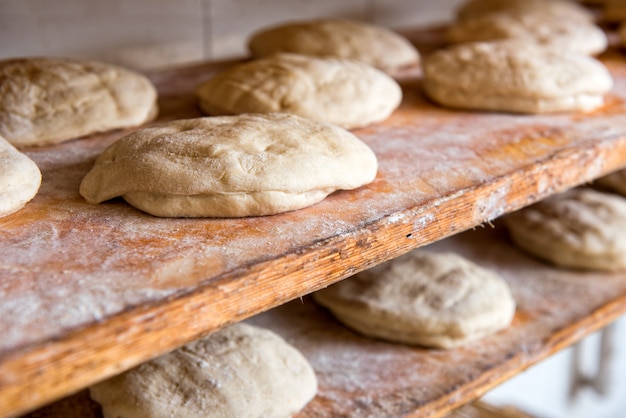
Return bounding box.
[569,322,616,399]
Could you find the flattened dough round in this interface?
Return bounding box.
[455,0,594,22]
[422,41,613,114]
[504,188,626,271]
[247,19,419,72]
[195,53,402,129]
[89,323,317,418]
[313,251,515,349]
[79,113,378,217]
[0,134,41,217]
[447,11,607,56]
[0,57,158,147]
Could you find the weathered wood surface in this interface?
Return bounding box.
[3,29,626,416]
[24,226,626,417]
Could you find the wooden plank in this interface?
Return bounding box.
[24,226,626,417]
[2,37,626,418]
[263,227,626,418]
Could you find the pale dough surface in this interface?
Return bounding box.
[247,19,419,72]
[0,57,158,147]
[422,41,613,114]
[0,134,41,217]
[504,188,626,271]
[195,53,402,129]
[447,11,607,56]
[313,251,516,349]
[456,0,594,22]
[89,323,317,418]
[80,113,378,217]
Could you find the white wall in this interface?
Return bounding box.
[0,0,461,69]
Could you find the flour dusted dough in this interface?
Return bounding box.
[504,188,626,271]
[456,0,594,22]
[313,251,515,349]
[422,41,613,114]
[247,19,419,72]
[0,57,158,147]
[195,53,402,129]
[447,11,607,56]
[79,113,378,217]
[89,323,317,418]
[0,135,41,217]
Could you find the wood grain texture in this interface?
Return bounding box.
[24,226,626,418]
[3,31,626,417]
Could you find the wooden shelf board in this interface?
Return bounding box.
[23,226,626,417]
[2,31,626,416]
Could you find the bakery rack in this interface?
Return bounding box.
[3,28,626,417]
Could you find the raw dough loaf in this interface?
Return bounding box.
[447,11,607,56]
[89,323,317,418]
[455,0,594,22]
[0,57,158,147]
[195,53,402,129]
[504,188,626,271]
[247,19,419,72]
[595,169,626,196]
[0,134,41,217]
[79,113,378,217]
[313,251,515,349]
[422,41,613,114]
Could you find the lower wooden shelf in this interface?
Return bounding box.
[23,221,626,418]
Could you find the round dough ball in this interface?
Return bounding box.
[195,53,402,129]
[504,188,626,271]
[447,11,607,56]
[0,134,41,217]
[247,19,419,72]
[0,57,158,147]
[455,0,594,22]
[421,41,613,114]
[79,113,378,217]
[89,323,318,418]
[313,251,516,349]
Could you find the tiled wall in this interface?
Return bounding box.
[0,0,461,69]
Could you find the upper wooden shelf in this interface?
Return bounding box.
[2,29,626,417]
